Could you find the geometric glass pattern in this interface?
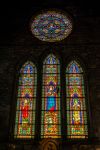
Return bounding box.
[14,61,37,138]
[30,11,72,42]
[41,54,61,138]
[66,61,88,138]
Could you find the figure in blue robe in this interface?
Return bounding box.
[46,81,57,111]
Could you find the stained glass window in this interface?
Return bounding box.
[30,11,72,42]
[14,61,37,138]
[66,61,88,139]
[41,54,61,138]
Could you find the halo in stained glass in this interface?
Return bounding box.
[66,61,88,139]
[30,10,73,42]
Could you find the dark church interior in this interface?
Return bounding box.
[0,0,100,149]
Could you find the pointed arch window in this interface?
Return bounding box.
[14,61,37,138]
[66,60,88,139]
[41,54,61,138]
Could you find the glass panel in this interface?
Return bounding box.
[31,11,72,42]
[14,61,37,138]
[67,125,88,138]
[41,54,61,138]
[66,61,88,138]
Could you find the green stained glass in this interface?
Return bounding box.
[66,61,88,139]
[19,74,36,86]
[67,125,88,138]
[30,11,72,42]
[66,98,86,110]
[66,74,83,85]
[14,61,37,138]
[66,86,85,97]
[41,54,61,138]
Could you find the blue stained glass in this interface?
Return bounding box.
[14,61,37,138]
[66,60,88,138]
[47,56,56,64]
[71,98,81,109]
[69,63,80,73]
[46,81,57,111]
[46,97,56,111]
[31,11,72,42]
[24,65,34,74]
[41,54,61,138]
[69,76,81,85]
[44,54,59,65]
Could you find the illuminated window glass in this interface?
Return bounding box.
[66,61,88,139]
[14,61,37,138]
[41,54,61,138]
[31,11,72,42]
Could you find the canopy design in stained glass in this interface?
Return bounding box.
[41,54,61,138]
[14,61,37,138]
[66,61,88,139]
[30,11,72,42]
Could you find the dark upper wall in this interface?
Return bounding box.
[0,0,99,43]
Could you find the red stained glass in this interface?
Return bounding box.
[14,61,37,138]
[66,61,88,138]
[41,54,61,138]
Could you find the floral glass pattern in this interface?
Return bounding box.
[14,61,37,138]
[66,61,88,138]
[31,11,72,42]
[41,54,61,138]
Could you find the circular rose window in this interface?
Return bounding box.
[30,10,73,42]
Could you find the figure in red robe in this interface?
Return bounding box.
[20,99,29,124]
